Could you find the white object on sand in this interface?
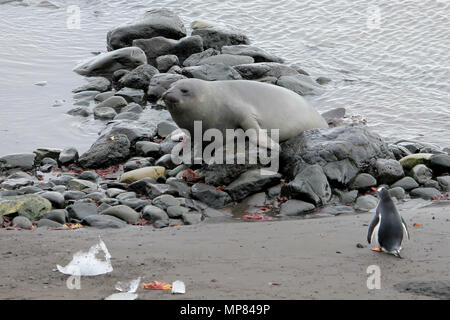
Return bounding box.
[171,280,186,294]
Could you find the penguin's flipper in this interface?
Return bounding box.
[401,216,410,240]
[367,213,380,244]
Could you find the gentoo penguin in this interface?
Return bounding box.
[367,187,410,258]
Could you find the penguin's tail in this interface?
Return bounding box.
[394,250,403,259]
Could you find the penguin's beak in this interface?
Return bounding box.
[371,187,377,191]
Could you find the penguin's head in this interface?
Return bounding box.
[374,186,391,200]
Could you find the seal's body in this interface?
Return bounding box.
[162,79,328,149]
[368,187,410,258]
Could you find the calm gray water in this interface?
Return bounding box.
[0,0,449,157]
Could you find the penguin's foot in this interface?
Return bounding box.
[371,248,382,252]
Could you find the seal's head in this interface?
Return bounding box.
[162,79,202,110]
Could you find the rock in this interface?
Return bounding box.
[372,159,405,185]
[12,216,33,229]
[276,74,322,96]
[73,77,111,93]
[391,176,419,191]
[115,192,136,201]
[319,205,354,216]
[191,183,232,208]
[66,202,98,221]
[127,178,156,195]
[147,73,186,103]
[121,198,152,211]
[33,148,61,164]
[73,47,147,77]
[144,183,178,198]
[58,147,79,165]
[221,45,283,63]
[389,144,412,160]
[43,209,67,224]
[355,195,378,211]
[195,53,254,66]
[410,187,441,200]
[166,178,190,198]
[78,134,130,169]
[63,190,86,201]
[94,91,115,102]
[437,176,450,191]
[67,107,91,117]
[40,191,65,209]
[234,62,298,80]
[424,179,440,190]
[181,212,203,225]
[133,35,203,65]
[166,205,190,218]
[225,169,282,202]
[183,48,220,67]
[349,173,377,190]
[152,194,180,210]
[117,64,159,90]
[155,154,177,170]
[67,179,97,191]
[0,194,52,220]
[399,153,433,171]
[114,112,140,121]
[37,219,64,228]
[181,63,242,81]
[389,187,405,200]
[429,154,450,175]
[18,186,42,194]
[77,171,99,182]
[336,190,358,204]
[115,87,146,105]
[121,103,143,114]
[156,54,179,72]
[94,106,117,120]
[107,8,186,51]
[279,199,315,216]
[124,157,154,172]
[82,214,127,229]
[282,164,331,206]
[99,121,156,146]
[100,205,139,224]
[192,25,250,50]
[96,96,128,113]
[0,153,36,171]
[136,141,161,157]
[120,166,166,184]
[142,205,169,222]
[410,164,433,185]
[157,121,178,138]
[105,188,126,198]
[0,178,33,190]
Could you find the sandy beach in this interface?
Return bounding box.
[1,199,448,300]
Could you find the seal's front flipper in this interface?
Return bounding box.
[240,118,280,152]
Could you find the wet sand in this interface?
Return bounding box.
[0,200,449,300]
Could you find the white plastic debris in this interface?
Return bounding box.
[171,280,186,294]
[56,237,113,276]
[105,292,138,300]
[105,277,141,300]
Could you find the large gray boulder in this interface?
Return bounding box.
[78,134,131,169]
[181,63,242,81]
[117,64,159,90]
[280,125,394,186]
[107,9,186,51]
[222,45,284,63]
[192,25,250,50]
[183,48,220,67]
[234,62,298,80]
[0,153,36,171]
[225,169,282,201]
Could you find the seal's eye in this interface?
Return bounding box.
[180,88,189,94]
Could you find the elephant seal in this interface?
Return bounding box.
[162,79,328,149]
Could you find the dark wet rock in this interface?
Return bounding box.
[234,62,298,80]
[121,102,143,114]
[37,218,64,228]
[73,47,147,77]
[389,186,406,200]
[84,192,106,202]
[94,91,115,102]
[389,144,412,160]
[276,74,322,96]
[133,35,203,65]
[167,65,183,74]
[39,157,58,172]
[100,205,139,224]
[123,157,154,172]
[78,134,130,169]
[280,125,394,183]
[63,190,85,201]
[67,178,97,191]
[349,173,377,191]
[105,188,126,198]
[183,48,220,67]
[58,147,79,166]
[355,195,378,211]
[127,177,156,195]
[145,183,178,198]
[166,178,190,198]
[424,179,440,190]
[0,194,52,220]
[195,53,254,66]
[166,205,190,218]
[34,181,55,191]
[192,25,250,50]
[0,178,33,190]
[66,202,98,221]
[279,199,315,216]
[114,112,140,121]
[155,154,176,170]
[73,90,100,103]
[391,176,419,191]
[191,183,232,209]
[136,141,161,158]
[429,154,450,175]
[100,122,156,146]
[156,54,179,72]
[181,63,242,81]
[12,216,33,229]
[49,174,74,186]
[182,211,203,225]
[142,204,169,222]
[267,184,282,199]
[200,163,259,187]
[96,96,128,113]
[120,198,150,211]
[67,107,91,117]
[0,153,36,171]
[115,87,146,105]
[115,191,137,201]
[33,148,61,164]
[101,198,120,206]
[394,281,450,300]
[225,169,282,202]
[152,194,180,210]
[43,209,67,224]
[147,73,186,103]
[77,171,99,182]
[410,164,433,185]
[73,77,111,93]
[107,8,187,51]
[160,135,179,155]
[221,44,283,63]
[157,121,178,138]
[167,165,188,177]
[410,187,441,200]
[437,176,450,191]
[282,164,331,206]
[40,191,65,209]
[18,186,43,194]
[82,214,127,229]
[335,189,358,204]
[117,64,159,90]
[94,106,117,120]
